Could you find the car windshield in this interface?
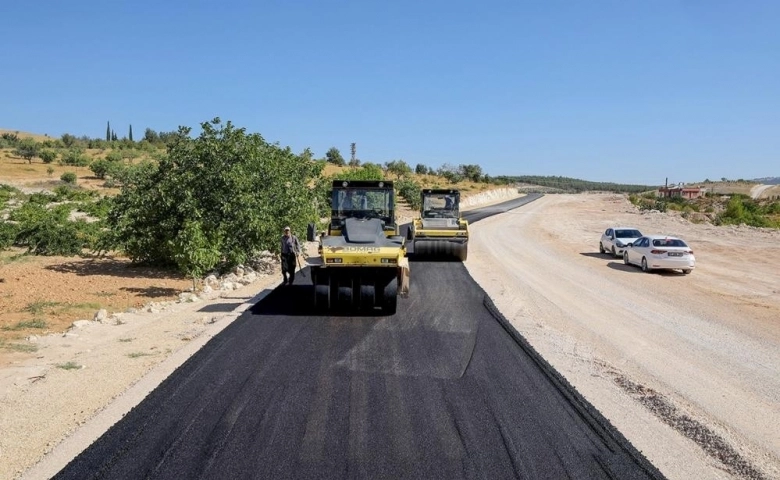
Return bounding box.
[332,188,393,219]
[652,238,688,247]
[423,194,459,219]
[616,229,642,238]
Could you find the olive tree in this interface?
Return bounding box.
[106,118,321,280]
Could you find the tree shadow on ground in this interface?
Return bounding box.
[45,258,186,280]
[119,286,183,298]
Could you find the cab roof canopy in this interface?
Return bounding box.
[331,180,394,188]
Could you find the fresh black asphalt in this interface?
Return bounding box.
[53,194,666,480]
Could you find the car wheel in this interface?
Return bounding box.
[641,257,649,272]
[599,242,605,254]
[611,246,617,258]
[623,252,630,265]
[682,269,692,275]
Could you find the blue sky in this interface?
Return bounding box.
[2,0,778,184]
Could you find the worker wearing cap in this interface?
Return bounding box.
[280,226,301,285]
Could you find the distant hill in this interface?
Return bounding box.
[752,177,780,185]
[494,175,655,194]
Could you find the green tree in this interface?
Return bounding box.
[326,147,345,166]
[144,128,160,144]
[61,133,77,147]
[106,121,111,142]
[107,117,321,273]
[60,172,77,184]
[39,149,57,164]
[129,124,133,142]
[415,163,428,175]
[61,148,90,166]
[384,159,412,177]
[13,138,40,163]
[459,164,483,182]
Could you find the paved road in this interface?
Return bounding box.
[53,194,665,480]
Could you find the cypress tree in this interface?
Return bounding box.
[129,124,133,142]
[106,121,111,141]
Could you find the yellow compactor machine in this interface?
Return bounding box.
[407,189,469,261]
[306,180,410,314]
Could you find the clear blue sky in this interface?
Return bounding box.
[2,0,778,184]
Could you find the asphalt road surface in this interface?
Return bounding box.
[53,194,665,480]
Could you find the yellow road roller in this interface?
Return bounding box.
[306,180,410,314]
[408,189,469,261]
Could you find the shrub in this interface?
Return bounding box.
[11,201,101,255]
[90,159,111,179]
[61,172,77,184]
[0,221,19,249]
[13,139,41,163]
[76,197,113,219]
[396,178,422,210]
[39,149,57,164]
[0,184,21,208]
[27,192,55,205]
[105,150,124,163]
[61,148,90,167]
[53,185,97,202]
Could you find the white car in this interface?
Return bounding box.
[599,227,643,258]
[623,235,695,274]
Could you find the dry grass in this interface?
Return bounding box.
[321,164,501,194]
[0,128,54,142]
[0,148,144,193]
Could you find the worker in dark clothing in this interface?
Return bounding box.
[280,226,301,285]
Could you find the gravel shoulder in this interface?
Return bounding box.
[465,193,780,480]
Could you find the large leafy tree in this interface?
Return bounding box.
[325,147,345,166]
[13,138,40,163]
[106,118,322,278]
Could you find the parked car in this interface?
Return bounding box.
[600,227,643,258]
[623,235,695,274]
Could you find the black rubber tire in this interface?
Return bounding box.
[313,271,330,312]
[358,279,376,310]
[611,246,617,258]
[623,252,630,265]
[455,243,468,261]
[382,277,398,315]
[336,279,353,310]
[682,269,692,275]
[599,243,605,254]
[641,257,649,272]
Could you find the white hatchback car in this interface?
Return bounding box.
[599,227,643,258]
[623,235,695,274]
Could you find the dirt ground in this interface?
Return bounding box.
[3,191,778,480]
[466,193,780,480]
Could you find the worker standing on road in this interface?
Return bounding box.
[280,226,301,286]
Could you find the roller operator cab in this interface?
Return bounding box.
[408,189,469,261]
[306,180,410,314]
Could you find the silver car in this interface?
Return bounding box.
[623,235,695,274]
[600,227,643,258]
